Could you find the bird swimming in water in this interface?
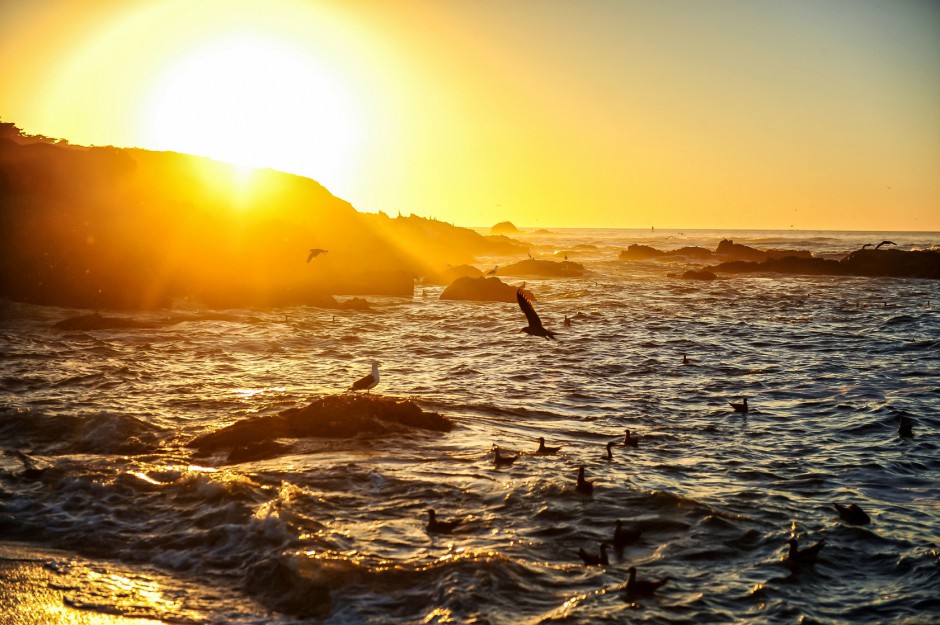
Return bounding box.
[682,353,688,365]
[349,360,379,393]
[576,466,593,495]
[898,416,914,438]
[577,543,609,566]
[833,503,871,525]
[486,265,498,276]
[307,248,329,263]
[784,536,825,568]
[613,520,642,553]
[493,445,518,467]
[517,289,556,340]
[606,440,616,460]
[426,509,462,534]
[623,429,639,447]
[535,437,561,455]
[875,240,897,249]
[563,315,571,328]
[624,566,669,598]
[729,398,748,413]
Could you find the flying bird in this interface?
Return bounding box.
[349,360,379,393]
[517,289,556,340]
[307,248,329,263]
[875,240,896,249]
[833,503,871,526]
[624,566,669,598]
[535,437,561,455]
[729,398,749,414]
[426,509,462,534]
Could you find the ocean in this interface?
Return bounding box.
[1,228,938,624]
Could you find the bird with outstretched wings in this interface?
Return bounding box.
[517,289,556,340]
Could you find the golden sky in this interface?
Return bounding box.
[1,0,938,230]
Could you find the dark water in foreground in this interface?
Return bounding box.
[1,229,939,624]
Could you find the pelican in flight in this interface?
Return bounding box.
[349,360,379,393]
[875,240,897,249]
[307,248,329,263]
[517,289,556,339]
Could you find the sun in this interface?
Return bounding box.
[142,33,362,189]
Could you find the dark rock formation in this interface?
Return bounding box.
[620,240,811,263]
[53,313,162,331]
[681,269,717,280]
[491,221,519,234]
[619,244,664,261]
[424,264,484,286]
[189,394,453,456]
[708,249,939,279]
[499,259,585,277]
[440,276,532,303]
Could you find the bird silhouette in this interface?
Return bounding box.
[517,289,556,339]
[613,520,642,553]
[535,437,561,455]
[875,240,896,249]
[493,445,518,467]
[729,398,748,413]
[785,536,825,568]
[563,315,572,327]
[306,248,329,263]
[898,416,914,438]
[349,360,379,393]
[833,503,871,525]
[486,265,498,276]
[606,440,616,460]
[577,543,609,566]
[682,353,689,365]
[623,429,639,447]
[426,509,462,534]
[576,466,593,495]
[624,566,669,598]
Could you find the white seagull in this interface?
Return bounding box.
[349,360,380,393]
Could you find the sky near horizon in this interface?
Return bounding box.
[1,0,938,230]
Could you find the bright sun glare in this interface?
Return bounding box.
[143,34,362,188]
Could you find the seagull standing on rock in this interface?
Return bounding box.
[349,360,379,393]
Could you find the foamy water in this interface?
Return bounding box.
[1,229,938,624]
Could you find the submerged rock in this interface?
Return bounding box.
[681,269,717,280]
[439,276,532,303]
[190,394,453,455]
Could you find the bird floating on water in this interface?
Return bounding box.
[613,520,642,553]
[493,445,518,467]
[563,315,571,327]
[833,503,871,525]
[785,536,825,568]
[875,240,897,249]
[682,353,689,365]
[729,398,749,413]
[576,466,593,495]
[349,360,379,393]
[624,566,669,598]
[898,416,914,438]
[606,441,616,460]
[623,429,639,447]
[535,437,561,455]
[517,289,556,340]
[306,248,329,263]
[577,543,609,566]
[426,509,462,534]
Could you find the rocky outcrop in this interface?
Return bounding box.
[491,221,519,234]
[424,264,484,286]
[440,276,532,303]
[620,240,811,263]
[708,249,940,279]
[189,394,453,460]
